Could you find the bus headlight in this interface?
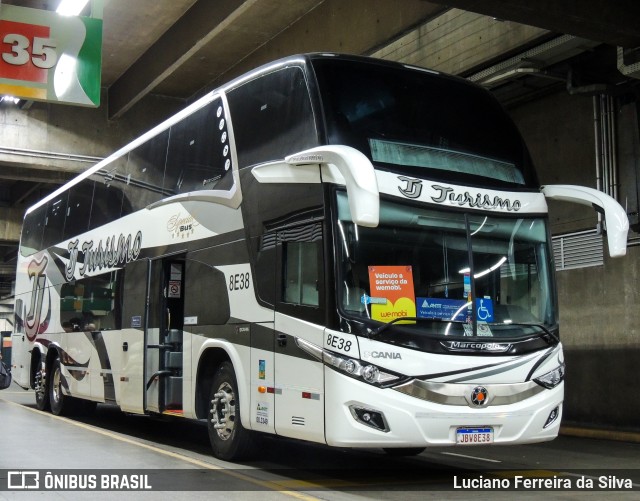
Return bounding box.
[295,337,404,387]
[323,351,400,386]
[361,364,379,383]
[533,363,565,389]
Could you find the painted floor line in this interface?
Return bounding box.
[440,451,501,463]
[2,398,319,500]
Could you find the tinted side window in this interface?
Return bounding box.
[283,241,320,306]
[124,129,170,211]
[42,192,68,249]
[64,179,94,240]
[227,66,317,168]
[183,250,231,325]
[91,168,126,231]
[60,271,121,332]
[165,98,233,195]
[20,205,46,256]
[276,223,324,323]
[253,232,276,306]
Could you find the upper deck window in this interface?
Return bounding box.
[165,98,234,194]
[227,66,317,168]
[312,58,537,189]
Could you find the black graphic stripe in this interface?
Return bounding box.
[85,331,116,402]
[525,346,556,381]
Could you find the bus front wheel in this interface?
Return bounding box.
[207,361,254,461]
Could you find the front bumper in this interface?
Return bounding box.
[324,368,563,448]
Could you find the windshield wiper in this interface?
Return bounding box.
[517,323,560,345]
[492,322,560,345]
[367,316,438,338]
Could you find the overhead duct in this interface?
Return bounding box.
[617,47,640,80]
[469,35,600,88]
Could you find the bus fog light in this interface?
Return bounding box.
[349,405,390,432]
[544,406,560,428]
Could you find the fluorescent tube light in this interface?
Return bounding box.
[57,0,89,16]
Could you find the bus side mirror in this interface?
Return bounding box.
[541,184,629,257]
[286,145,380,227]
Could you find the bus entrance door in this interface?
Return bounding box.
[145,258,185,415]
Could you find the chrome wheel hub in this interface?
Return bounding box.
[51,365,61,404]
[35,368,46,401]
[210,382,236,441]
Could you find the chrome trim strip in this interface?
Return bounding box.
[393,379,545,407]
[295,337,323,361]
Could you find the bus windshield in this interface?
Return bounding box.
[335,191,557,341]
[312,57,537,189]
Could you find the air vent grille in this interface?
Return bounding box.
[552,229,603,271]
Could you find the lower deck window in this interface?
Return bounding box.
[60,272,121,332]
[283,241,320,306]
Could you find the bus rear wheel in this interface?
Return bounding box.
[207,361,254,461]
[49,358,72,416]
[34,359,50,411]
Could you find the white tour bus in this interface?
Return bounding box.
[11,54,628,460]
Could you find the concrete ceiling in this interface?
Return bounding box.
[98,0,640,118]
[5,0,640,118]
[3,0,448,117]
[426,0,640,49]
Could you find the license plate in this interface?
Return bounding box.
[456,426,494,445]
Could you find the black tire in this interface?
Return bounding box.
[207,361,255,461]
[34,358,50,412]
[49,358,72,416]
[48,357,95,416]
[383,447,426,457]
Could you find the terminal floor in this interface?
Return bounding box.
[2,382,640,500]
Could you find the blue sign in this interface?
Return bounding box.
[475,298,494,322]
[417,298,468,321]
[417,297,494,322]
[360,293,387,305]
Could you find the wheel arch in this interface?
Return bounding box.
[45,344,62,367]
[29,346,44,389]
[29,342,60,389]
[195,347,229,419]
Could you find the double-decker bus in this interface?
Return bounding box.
[11,54,628,460]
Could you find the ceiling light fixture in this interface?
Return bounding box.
[1,96,20,105]
[56,0,90,16]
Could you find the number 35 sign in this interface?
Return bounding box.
[0,4,102,106]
